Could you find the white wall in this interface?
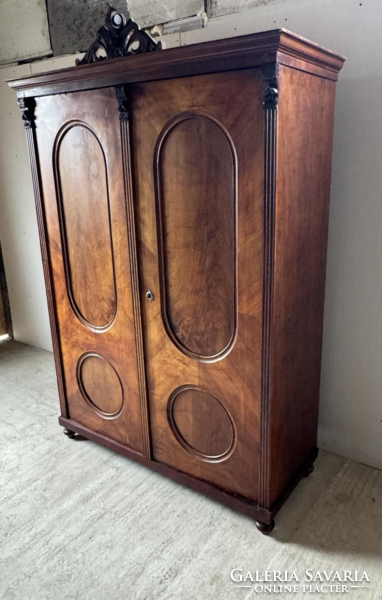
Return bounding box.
[0,0,51,65]
[0,57,77,351]
[130,0,204,27]
[1,0,382,470]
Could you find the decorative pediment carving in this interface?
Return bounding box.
[76,5,161,66]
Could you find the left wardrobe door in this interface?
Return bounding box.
[34,87,147,454]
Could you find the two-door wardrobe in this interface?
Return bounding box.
[9,11,345,533]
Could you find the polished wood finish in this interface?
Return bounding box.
[117,87,151,459]
[79,354,124,417]
[155,113,236,359]
[168,387,235,461]
[19,97,68,420]
[12,30,345,533]
[267,66,337,508]
[33,88,147,454]
[131,70,264,499]
[8,29,345,98]
[55,123,117,329]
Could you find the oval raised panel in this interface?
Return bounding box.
[156,113,237,360]
[168,386,236,462]
[55,123,116,329]
[78,354,123,417]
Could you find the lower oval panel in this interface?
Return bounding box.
[78,354,124,418]
[168,385,236,462]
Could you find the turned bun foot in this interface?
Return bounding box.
[63,428,76,439]
[304,463,315,477]
[255,519,275,535]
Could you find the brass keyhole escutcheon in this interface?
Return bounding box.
[146,290,154,302]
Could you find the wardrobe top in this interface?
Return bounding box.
[8,28,345,98]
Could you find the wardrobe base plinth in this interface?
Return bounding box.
[59,417,318,534]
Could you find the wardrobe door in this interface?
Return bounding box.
[34,88,147,454]
[131,70,264,500]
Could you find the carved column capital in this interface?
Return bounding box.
[261,63,279,110]
[115,85,129,121]
[18,97,36,128]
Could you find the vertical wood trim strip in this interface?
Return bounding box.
[18,96,68,418]
[117,87,151,459]
[260,65,279,509]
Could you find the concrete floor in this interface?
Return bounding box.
[1,340,382,600]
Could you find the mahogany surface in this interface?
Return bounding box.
[130,70,263,499]
[56,124,117,328]
[34,88,146,454]
[157,113,236,359]
[11,29,345,532]
[8,29,345,98]
[266,66,337,507]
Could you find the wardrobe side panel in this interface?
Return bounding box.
[268,66,337,506]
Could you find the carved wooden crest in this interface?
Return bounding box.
[76,5,161,66]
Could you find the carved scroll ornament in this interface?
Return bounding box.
[18,97,35,128]
[76,5,162,66]
[262,63,279,110]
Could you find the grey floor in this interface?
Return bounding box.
[1,340,382,600]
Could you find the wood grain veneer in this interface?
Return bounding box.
[12,30,345,533]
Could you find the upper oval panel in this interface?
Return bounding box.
[55,123,117,329]
[156,114,237,360]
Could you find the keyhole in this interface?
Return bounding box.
[146,290,154,302]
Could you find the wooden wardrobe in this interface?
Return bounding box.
[10,11,345,534]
